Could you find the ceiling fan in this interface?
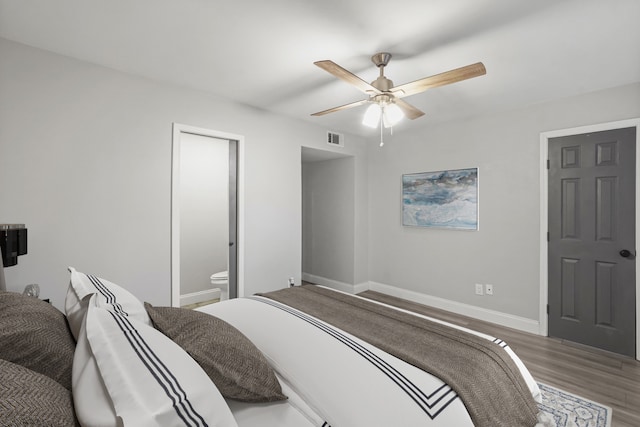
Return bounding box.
[311,52,486,129]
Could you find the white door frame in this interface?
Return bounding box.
[171,123,245,307]
[539,118,640,360]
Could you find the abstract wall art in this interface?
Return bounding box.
[402,168,478,230]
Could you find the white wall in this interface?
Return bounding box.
[367,82,640,321]
[302,156,355,285]
[2,36,637,327]
[179,133,228,295]
[0,38,369,308]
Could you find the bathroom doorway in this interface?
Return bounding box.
[171,123,241,307]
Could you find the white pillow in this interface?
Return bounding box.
[65,266,151,340]
[73,295,238,427]
[72,307,118,425]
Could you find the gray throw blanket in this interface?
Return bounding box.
[259,285,539,427]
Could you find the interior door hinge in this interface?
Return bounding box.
[547,159,550,170]
[547,231,550,242]
[547,304,549,314]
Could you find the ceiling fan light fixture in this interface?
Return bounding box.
[362,103,381,128]
[383,103,404,128]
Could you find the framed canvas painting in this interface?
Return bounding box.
[402,168,478,230]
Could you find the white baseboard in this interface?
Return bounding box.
[301,274,540,335]
[368,281,541,335]
[180,288,221,306]
[301,273,369,294]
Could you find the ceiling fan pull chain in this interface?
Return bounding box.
[379,114,384,146]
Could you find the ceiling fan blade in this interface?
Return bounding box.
[315,60,381,95]
[392,62,486,98]
[395,99,425,120]
[311,99,370,116]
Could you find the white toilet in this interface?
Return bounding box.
[210,270,228,301]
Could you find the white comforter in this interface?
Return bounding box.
[197,290,541,427]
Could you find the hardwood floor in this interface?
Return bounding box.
[357,290,640,427]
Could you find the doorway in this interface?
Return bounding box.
[301,146,354,289]
[540,119,640,360]
[171,123,242,307]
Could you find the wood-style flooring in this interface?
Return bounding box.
[357,290,640,427]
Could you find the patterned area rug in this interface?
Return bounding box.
[537,383,612,427]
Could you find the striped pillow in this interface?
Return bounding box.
[72,295,238,427]
[65,266,151,340]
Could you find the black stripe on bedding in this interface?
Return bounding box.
[492,338,508,349]
[87,274,128,316]
[106,311,208,427]
[251,297,459,420]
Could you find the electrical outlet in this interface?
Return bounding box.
[475,283,484,295]
[485,284,493,295]
[288,277,295,287]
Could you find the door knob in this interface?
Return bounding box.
[620,249,632,258]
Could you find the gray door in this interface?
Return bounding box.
[548,127,636,357]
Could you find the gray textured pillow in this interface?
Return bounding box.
[0,291,76,390]
[144,302,286,403]
[0,358,78,426]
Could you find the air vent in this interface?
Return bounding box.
[327,131,344,147]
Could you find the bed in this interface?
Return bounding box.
[0,267,544,426]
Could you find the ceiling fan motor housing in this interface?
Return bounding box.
[371,76,394,92]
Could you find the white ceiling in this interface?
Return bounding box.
[1,0,639,137]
